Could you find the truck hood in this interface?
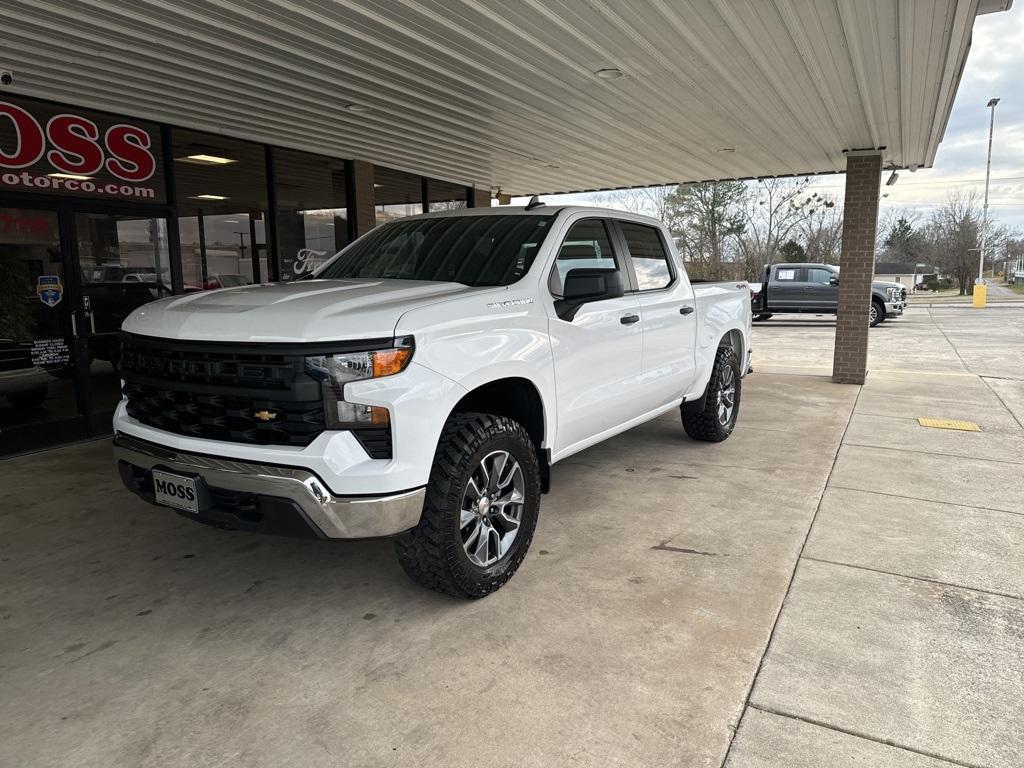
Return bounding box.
[873,280,904,291]
[123,279,481,342]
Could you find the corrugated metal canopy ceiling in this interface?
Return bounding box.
[0,0,1011,194]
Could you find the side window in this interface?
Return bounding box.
[619,222,673,290]
[807,267,833,285]
[549,219,617,295]
[775,267,800,281]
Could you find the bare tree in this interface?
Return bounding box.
[799,192,843,264]
[734,178,816,276]
[592,185,677,222]
[923,190,1009,295]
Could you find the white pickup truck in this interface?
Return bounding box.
[113,205,751,597]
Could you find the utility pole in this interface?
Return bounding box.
[975,97,999,308]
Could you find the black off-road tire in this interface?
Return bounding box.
[869,299,885,327]
[681,346,741,442]
[393,412,541,599]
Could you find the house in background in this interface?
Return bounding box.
[875,262,939,293]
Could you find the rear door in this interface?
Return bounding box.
[614,220,697,410]
[768,265,804,309]
[545,217,643,455]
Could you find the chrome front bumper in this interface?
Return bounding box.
[885,300,905,315]
[113,434,425,538]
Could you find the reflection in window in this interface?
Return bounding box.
[428,179,469,212]
[375,167,422,225]
[620,222,672,290]
[172,128,269,289]
[551,219,617,295]
[274,148,348,281]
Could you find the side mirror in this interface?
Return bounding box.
[562,267,623,301]
[829,275,839,286]
[556,268,624,320]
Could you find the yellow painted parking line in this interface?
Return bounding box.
[917,418,981,432]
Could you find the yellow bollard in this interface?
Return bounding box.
[973,283,987,308]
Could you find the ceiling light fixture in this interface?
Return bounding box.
[178,154,237,166]
[190,194,229,201]
[886,171,899,186]
[48,173,92,180]
[594,68,624,80]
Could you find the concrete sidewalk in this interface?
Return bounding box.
[727,308,1024,767]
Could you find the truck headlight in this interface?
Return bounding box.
[886,287,897,300]
[304,337,414,428]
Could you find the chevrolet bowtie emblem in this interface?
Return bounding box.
[254,410,278,422]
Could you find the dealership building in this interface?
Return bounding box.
[0,0,1011,455]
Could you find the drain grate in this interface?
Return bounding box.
[917,418,980,432]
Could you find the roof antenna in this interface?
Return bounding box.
[525,195,546,210]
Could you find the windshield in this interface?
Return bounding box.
[315,214,556,286]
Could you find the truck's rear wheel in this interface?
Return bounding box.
[681,346,741,442]
[394,412,541,599]
[869,299,885,327]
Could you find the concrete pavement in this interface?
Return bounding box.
[727,307,1024,768]
[1,306,1021,767]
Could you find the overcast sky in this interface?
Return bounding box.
[526,4,1024,232]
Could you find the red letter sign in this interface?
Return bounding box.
[104,124,155,182]
[0,102,46,168]
[46,114,104,175]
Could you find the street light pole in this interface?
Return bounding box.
[977,98,999,288]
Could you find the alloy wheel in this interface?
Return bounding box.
[460,450,525,567]
[717,364,736,426]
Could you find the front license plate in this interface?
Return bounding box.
[152,469,200,513]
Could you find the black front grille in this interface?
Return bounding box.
[120,334,326,447]
[122,381,325,445]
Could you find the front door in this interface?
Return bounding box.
[0,206,173,455]
[545,217,644,459]
[802,265,839,310]
[0,206,84,454]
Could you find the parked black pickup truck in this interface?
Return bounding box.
[751,263,906,327]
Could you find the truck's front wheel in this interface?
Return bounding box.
[869,299,885,327]
[394,413,541,599]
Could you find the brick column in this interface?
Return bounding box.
[469,186,491,208]
[832,152,882,385]
[347,159,376,237]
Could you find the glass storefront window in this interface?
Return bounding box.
[428,179,469,212]
[274,148,347,281]
[374,166,422,225]
[172,128,269,289]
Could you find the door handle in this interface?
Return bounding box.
[620,314,640,325]
[679,305,694,315]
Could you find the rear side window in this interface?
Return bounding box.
[549,218,618,295]
[620,222,673,290]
